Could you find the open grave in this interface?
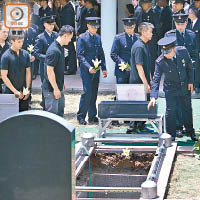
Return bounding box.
[75,133,177,200]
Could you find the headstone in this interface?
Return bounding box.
[115,84,147,101]
[0,94,19,122]
[0,110,75,200]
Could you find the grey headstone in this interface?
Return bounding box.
[0,110,74,200]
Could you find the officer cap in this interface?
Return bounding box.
[9,29,25,38]
[41,15,56,24]
[122,17,136,28]
[173,0,185,4]
[172,13,188,24]
[85,17,101,28]
[140,0,152,3]
[158,36,176,54]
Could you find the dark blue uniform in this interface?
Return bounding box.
[187,19,200,89]
[151,46,195,138]
[31,14,44,34]
[76,5,87,35]
[59,2,77,74]
[39,6,54,18]
[165,29,198,64]
[111,32,138,83]
[136,8,160,75]
[77,31,106,122]
[160,6,173,38]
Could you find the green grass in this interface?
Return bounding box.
[166,154,200,199]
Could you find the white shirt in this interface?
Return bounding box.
[192,18,198,29]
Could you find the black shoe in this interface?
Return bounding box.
[78,119,87,125]
[126,127,138,134]
[64,70,76,75]
[112,121,120,126]
[176,129,183,138]
[124,121,130,124]
[88,116,98,123]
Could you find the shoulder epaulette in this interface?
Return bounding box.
[176,46,186,50]
[156,55,164,63]
[166,29,176,34]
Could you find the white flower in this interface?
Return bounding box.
[92,58,101,70]
[122,149,130,157]
[27,44,34,54]
[119,62,127,71]
[64,48,69,57]
[23,87,30,96]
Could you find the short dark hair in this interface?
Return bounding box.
[59,25,74,36]
[189,6,199,17]
[126,4,135,15]
[138,22,154,35]
[84,0,97,6]
[9,29,25,41]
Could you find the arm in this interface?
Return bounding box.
[110,37,124,65]
[76,36,91,71]
[98,38,106,72]
[1,70,23,99]
[136,64,150,93]
[148,61,163,110]
[23,67,31,100]
[47,66,61,99]
[33,36,46,62]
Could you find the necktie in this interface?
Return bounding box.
[130,35,133,42]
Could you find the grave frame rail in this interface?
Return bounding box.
[98,114,165,138]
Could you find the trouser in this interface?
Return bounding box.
[165,93,194,138]
[194,61,200,88]
[77,68,99,120]
[19,99,29,112]
[43,88,65,117]
[66,41,77,73]
[116,71,130,84]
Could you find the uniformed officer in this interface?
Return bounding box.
[39,0,54,18]
[159,0,173,38]
[34,15,58,109]
[77,17,107,125]
[171,0,185,29]
[188,7,200,93]
[1,29,31,112]
[136,0,160,76]
[60,0,77,75]
[148,36,197,141]
[111,17,138,84]
[165,14,198,136]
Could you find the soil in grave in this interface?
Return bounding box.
[76,152,154,186]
